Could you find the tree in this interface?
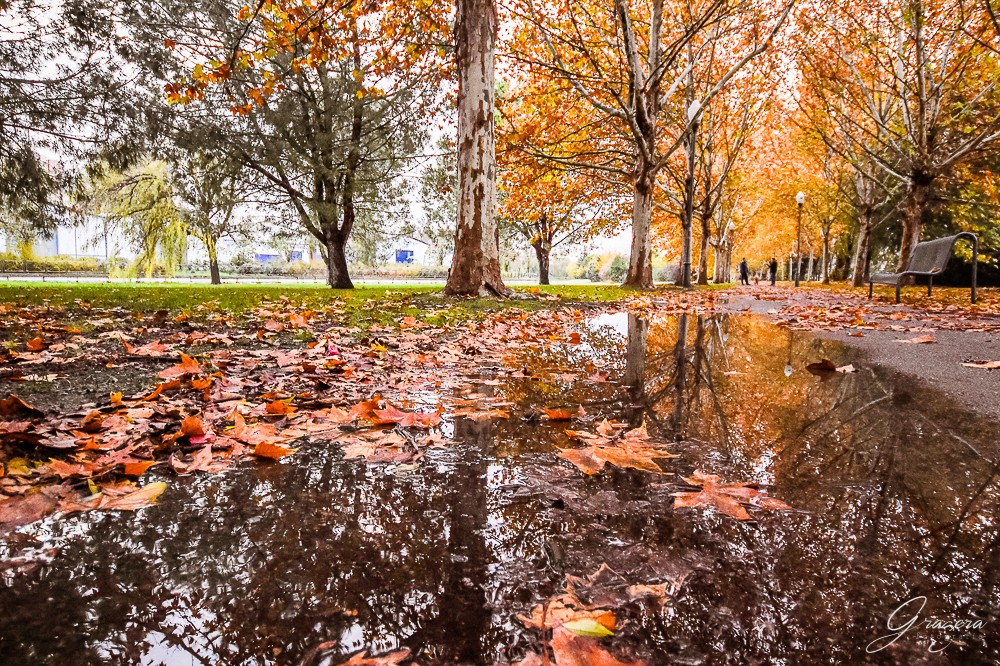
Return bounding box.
[800,0,1000,271]
[171,150,246,284]
[656,75,772,285]
[1,0,160,231]
[82,161,187,277]
[151,0,450,288]
[411,138,458,267]
[498,79,629,284]
[509,0,796,288]
[444,0,507,295]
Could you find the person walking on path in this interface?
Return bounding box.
[739,258,750,286]
[768,257,778,285]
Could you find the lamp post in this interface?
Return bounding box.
[681,99,702,288]
[794,191,805,287]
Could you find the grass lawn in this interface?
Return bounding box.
[0,281,646,329]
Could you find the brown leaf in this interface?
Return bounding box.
[62,481,167,513]
[158,353,201,379]
[80,410,105,433]
[372,403,441,428]
[672,470,791,521]
[26,336,47,352]
[896,334,936,344]
[558,423,673,475]
[0,394,44,418]
[962,360,1000,370]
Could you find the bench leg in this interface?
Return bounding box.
[927,276,932,297]
[895,283,901,303]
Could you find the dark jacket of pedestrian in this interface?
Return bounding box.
[768,258,778,285]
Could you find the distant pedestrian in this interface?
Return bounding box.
[768,257,778,285]
[738,258,749,286]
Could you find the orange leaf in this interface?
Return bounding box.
[181,415,205,437]
[158,353,201,379]
[122,460,156,476]
[26,336,47,352]
[191,377,213,390]
[544,407,574,421]
[265,400,297,415]
[252,441,296,459]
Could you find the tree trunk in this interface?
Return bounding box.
[623,314,648,427]
[206,236,221,285]
[624,175,654,289]
[325,235,353,289]
[821,234,830,284]
[696,217,710,286]
[897,174,933,272]
[445,0,506,297]
[533,240,550,285]
[851,210,873,287]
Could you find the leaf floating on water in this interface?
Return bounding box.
[334,648,411,665]
[61,481,167,514]
[544,407,575,421]
[672,470,791,521]
[562,617,615,637]
[559,421,674,475]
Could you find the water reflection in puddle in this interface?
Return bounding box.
[1,312,998,665]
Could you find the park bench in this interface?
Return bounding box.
[868,232,978,304]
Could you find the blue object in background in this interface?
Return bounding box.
[396,249,414,264]
[290,251,303,261]
[255,253,279,263]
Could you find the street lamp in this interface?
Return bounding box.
[794,191,805,287]
[681,99,702,288]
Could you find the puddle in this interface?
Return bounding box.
[1,313,998,664]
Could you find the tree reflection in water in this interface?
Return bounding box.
[0,313,998,665]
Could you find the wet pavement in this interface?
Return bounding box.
[1,312,998,665]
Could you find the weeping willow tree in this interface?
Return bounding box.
[82,161,187,277]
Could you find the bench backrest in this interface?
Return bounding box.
[906,235,960,274]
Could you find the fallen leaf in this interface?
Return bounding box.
[26,336,47,352]
[896,334,936,344]
[180,415,205,437]
[122,460,156,476]
[544,407,575,421]
[252,441,296,459]
[265,400,297,415]
[559,423,674,474]
[962,360,1000,370]
[562,617,615,637]
[158,353,201,379]
[0,395,44,418]
[335,649,411,666]
[672,470,791,521]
